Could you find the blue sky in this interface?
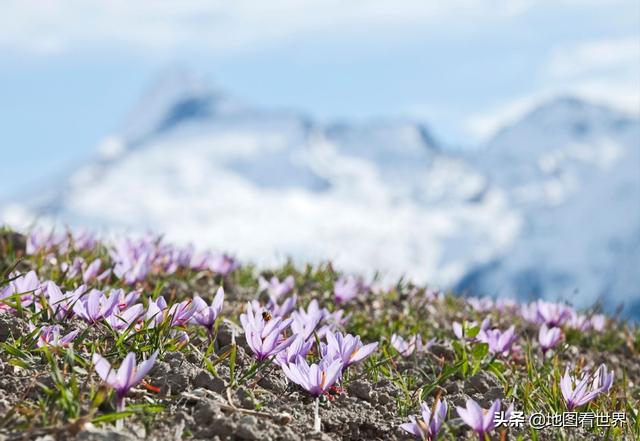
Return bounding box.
[1,0,638,200]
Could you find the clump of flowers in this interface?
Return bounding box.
[72,288,120,323]
[400,399,448,440]
[538,324,562,355]
[467,296,494,312]
[29,324,78,348]
[456,399,511,440]
[240,303,295,361]
[191,287,225,335]
[560,364,614,410]
[322,330,378,370]
[0,270,41,311]
[452,318,490,341]
[259,275,295,301]
[92,351,158,412]
[391,333,431,357]
[281,355,343,397]
[333,275,368,304]
[533,300,574,327]
[477,325,517,357]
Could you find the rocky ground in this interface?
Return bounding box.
[0,229,638,440]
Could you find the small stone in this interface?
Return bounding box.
[429,343,456,361]
[193,370,226,393]
[466,373,489,393]
[448,393,469,407]
[236,415,260,440]
[217,319,244,347]
[0,315,28,342]
[466,370,500,396]
[276,426,299,441]
[483,386,504,403]
[205,417,237,438]
[347,380,372,401]
[194,400,219,426]
[258,373,286,391]
[236,387,255,408]
[445,382,461,394]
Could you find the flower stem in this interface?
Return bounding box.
[115,395,125,430]
[312,397,321,434]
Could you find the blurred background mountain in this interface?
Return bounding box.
[1,1,638,316]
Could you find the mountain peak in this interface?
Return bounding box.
[489,95,639,149]
[118,69,245,146]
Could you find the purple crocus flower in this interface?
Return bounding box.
[281,355,343,397]
[26,228,68,255]
[92,351,158,411]
[110,238,154,285]
[467,297,494,312]
[191,287,225,333]
[391,334,431,357]
[322,331,378,369]
[315,308,352,338]
[30,324,79,348]
[61,257,84,279]
[535,301,573,327]
[591,364,614,393]
[82,258,111,283]
[275,334,314,366]
[167,299,196,326]
[114,289,141,310]
[188,249,212,271]
[290,299,324,341]
[567,313,592,331]
[538,324,562,355]
[72,288,120,323]
[560,364,614,410]
[105,304,145,331]
[333,275,367,304]
[208,253,239,276]
[453,318,490,341]
[171,330,190,348]
[456,399,503,439]
[477,326,517,357]
[71,229,97,251]
[520,302,541,324]
[252,293,298,319]
[240,303,295,361]
[45,282,84,320]
[589,314,606,332]
[400,399,448,440]
[1,271,42,311]
[259,275,295,301]
[144,296,168,327]
[494,298,518,313]
[12,271,41,294]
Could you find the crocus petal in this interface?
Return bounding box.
[132,350,158,386]
[399,420,421,438]
[116,353,137,390]
[484,399,501,432]
[92,353,117,386]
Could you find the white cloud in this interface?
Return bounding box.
[465,94,554,141]
[546,37,639,78]
[465,36,640,142]
[1,0,532,55]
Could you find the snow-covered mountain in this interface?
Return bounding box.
[458,97,640,312]
[3,74,638,314]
